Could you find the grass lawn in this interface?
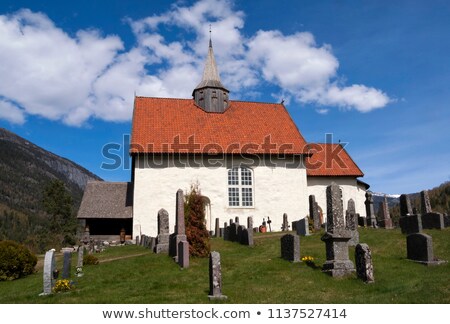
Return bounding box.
[0,227,449,304]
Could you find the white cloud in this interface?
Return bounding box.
[0,99,25,124]
[0,1,391,126]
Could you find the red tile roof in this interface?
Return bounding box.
[305,143,364,177]
[130,97,308,154]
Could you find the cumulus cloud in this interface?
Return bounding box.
[0,0,391,126]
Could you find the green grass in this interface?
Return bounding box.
[1,228,449,303]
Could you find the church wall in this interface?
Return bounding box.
[306,176,367,220]
[133,154,308,237]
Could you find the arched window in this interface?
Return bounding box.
[227,167,254,207]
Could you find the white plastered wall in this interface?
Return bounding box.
[133,154,308,237]
[306,176,367,222]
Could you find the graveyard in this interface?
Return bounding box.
[0,226,449,304]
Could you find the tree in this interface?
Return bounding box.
[184,184,210,257]
[42,179,76,245]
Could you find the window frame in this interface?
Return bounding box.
[227,166,255,208]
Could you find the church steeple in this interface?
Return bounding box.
[193,35,229,113]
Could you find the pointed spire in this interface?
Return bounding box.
[192,31,230,113]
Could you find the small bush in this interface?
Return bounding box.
[83,254,99,265]
[0,240,37,281]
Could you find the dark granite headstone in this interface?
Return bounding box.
[280,234,300,262]
[208,251,227,300]
[296,218,310,236]
[321,182,355,277]
[355,243,374,283]
[420,190,432,215]
[365,192,377,228]
[358,215,367,227]
[399,214,422,234]
[422,212,445,230]
[281,213,290,231]
[229,222,239,242]
[215,218,220,238]
[223,222,229,241]
[407,233,434,264]
[62,251,72,279]
[399,194,412,216]
[237,225,245,243]
[178,240,189,268]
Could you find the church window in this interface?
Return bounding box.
[227,167,254,207]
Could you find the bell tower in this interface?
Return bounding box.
[192,35,229,113]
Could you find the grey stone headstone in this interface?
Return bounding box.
[355,243,374,283]
[246,217,254,246]
[407,233,434,263]
[296,218,310,236]
[422,212,445,230]
[223,222,229,241]
[280,234,300,262]
[77,246,84,268]
[309,195,321,231]
[219,228,224,238]
[41,250,56,295]
[215,218,220,238]
[208,251,227,300]
[62,251,72,279]
[365,192,377,228]
[156,208,170,254]
[149,237,157,252]
[399,194,412,216]
[420,190,432,215]
[399,214,422,234]
[321,182,355,277]
[235,216,239,224]
[135,236,140,246]
[346,199,359,245]
[178,240,189,268]
[169,189,188,261]
[377,197,393,229]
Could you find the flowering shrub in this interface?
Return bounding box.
[53,279,75,293]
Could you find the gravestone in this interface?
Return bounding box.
[215,218,220,238]
[364,192,377,228]
[246,217,254,246]
[345,199,359,246]
[235,216,240,224]
[377,197,393,229]
[223,222,229,241]
[355,243,374,283]
[208,251,227,300]
[82,227,90,245]
[309,195,321,231]
[229,222,239,242]
[358,215,367,227]
[77,246,84,268]
[420,190,432,215]
[40,250,56,295]
[399,214,423,234]
[399,194,413,216]
[169,189,187,262]
[219,228,224,237]
[406,233,445,265]
[422,212,445,230]
[237,225,245,243]
[281,213,290,231]
[149,237,156,252]
[156,208,170,254]
[296,218,310,236]
[280,234,300,262]
[135,236,140,246]
[321,182,355,277]
[62,251,72,279]
[178,240,189,268]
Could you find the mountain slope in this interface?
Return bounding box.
[0,128,101,216]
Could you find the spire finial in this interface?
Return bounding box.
[209,24,212,48]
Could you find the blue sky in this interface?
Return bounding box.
[0,0,449,194]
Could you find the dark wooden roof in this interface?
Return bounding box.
[77,182,133,219]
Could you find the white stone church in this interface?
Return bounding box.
[78,40,369,241]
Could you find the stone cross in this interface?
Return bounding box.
[280,234,300,262]
[355,243,375,283]
[420,190,432,215]
[215,218,220,238]
[62,251,72,279]
[346,199,359,246]
[156,208,170,254]
[281,213,290,231]
[364,192,377,228]
[208,251,227,300]
[169,189,188,261]
[40,249,56,295]
[321,182,355,277]
[399,194,413,216]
